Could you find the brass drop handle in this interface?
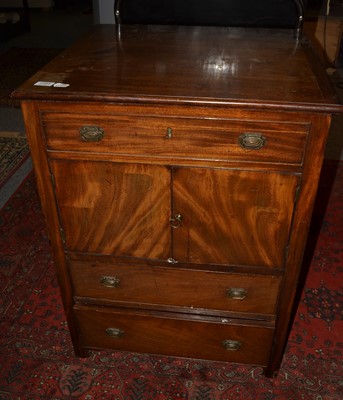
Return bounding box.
[170,214,183,229]
[222,340,242,351]
[226,287,247,300]
[80,126,105,142]
[100,276,120,288]
[238,133,266,150]
[165,127,173,139]
[105,327,124,338]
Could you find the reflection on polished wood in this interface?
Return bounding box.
[15,25,341,111]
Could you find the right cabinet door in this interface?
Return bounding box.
[172,168,300,269]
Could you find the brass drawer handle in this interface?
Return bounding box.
[222,339,242,351]
[226,287,247,300]
[170,214,183,229]
[100,276,120,288]
[105,327,124,337]
[80,126,104,142]
[165,127,173,139]
[238,133,266,150]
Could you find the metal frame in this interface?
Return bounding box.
[294,0,305,39]
[114,0,306,39]
[114,0,122,26]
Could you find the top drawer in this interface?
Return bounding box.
[41,111,309,165]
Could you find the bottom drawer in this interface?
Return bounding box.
[75,306,274,366]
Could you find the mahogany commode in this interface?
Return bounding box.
[14,24,342,377]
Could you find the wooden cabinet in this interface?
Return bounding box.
[14,25,342,377]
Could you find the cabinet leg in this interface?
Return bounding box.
[264,366,279,378]
[74,347,90,358]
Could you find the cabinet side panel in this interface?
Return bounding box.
[20,101,85,356]
[267,114,333,376]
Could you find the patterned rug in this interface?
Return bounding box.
[0,47,61,107]
[0,160,342,399]
[0,132,30,188]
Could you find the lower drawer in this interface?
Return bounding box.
[75,306,274,366]
[70,260,281,315]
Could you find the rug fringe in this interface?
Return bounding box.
[0,130,25,138]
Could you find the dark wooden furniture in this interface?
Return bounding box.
[13,24,341,377]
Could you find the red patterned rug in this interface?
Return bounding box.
[0,160,342,399]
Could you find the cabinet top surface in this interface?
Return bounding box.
[14,24,342,112]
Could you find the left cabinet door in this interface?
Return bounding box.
[50,160,171,260]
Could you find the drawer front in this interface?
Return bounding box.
[42,112,308,164]
[75,307,274,366]
[70,260,281,315]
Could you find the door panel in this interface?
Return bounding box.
[172,168,299,268]
[50,160,171,259]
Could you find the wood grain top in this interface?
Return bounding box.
[13,24,342,112]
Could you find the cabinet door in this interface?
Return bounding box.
[50,160,171,259]
[172,168,299,269]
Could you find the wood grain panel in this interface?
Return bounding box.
[75,306,274,365]
[50,160,171,259]
[173,168,299,268]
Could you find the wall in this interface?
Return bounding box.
[93,0,114,24]
[0,0,54,7]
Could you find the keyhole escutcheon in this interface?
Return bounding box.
[170,214,183,228]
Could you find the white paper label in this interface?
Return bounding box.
[34,81,55,87]
[53,83,70,88]
[34,81,70,88]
